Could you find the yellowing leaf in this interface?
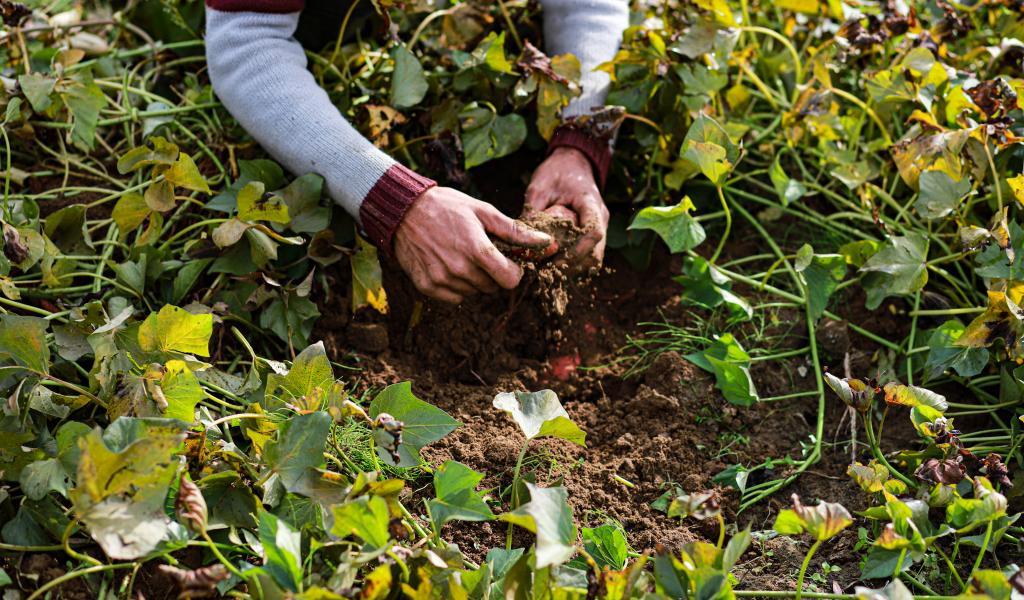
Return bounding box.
[881,382,948,412]
[162,153,211,194]
[71,421,184,559]
[958,284,1024,357]
[351,235,388,314]
[138,305,213,357]
[1008,174,1024,207]
[0,314,50,374]
[237,182,290,224]
[772,0,819,14]
[117,136,179,174]
[144,180,176,212]
[111,192,151,234]
[159,360,203,422]
[693,0,736,25]
[212,218,249,248]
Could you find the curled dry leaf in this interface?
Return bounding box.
[0,1,30,26]
[175,473,208,534]
[372,412,404,465]
[2,222,28,265]
[981,453,1012,488]
[157,564,229,600]
[914,456,966,485]
[1010,569,1024,594]
[823,371,876,412]
[516,41,569,85]
[667,490,721,520]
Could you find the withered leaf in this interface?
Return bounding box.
[2,222,28,265]
[981,453,1012,488]
[175,473,208,533]
[914,456,965,485]
[157,564,229,600]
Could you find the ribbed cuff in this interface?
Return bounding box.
[359,164,437,254]
[547,126,613,189]
[206,0,304,12]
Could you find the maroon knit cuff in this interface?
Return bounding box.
[547,126,613,189]
[360,164,437,254]
[205,0,304,12]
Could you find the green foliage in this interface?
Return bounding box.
[3,0,1024,597]
[685,334,759,406]
[492,389,586,445]
[428,460,495,528]
[499,483,576,568]
[628,197,706,253]
[369,382,461,467]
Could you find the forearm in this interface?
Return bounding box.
[540,0,629,118]
[204,7,433,249]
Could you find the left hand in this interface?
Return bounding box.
[524,146,609,270]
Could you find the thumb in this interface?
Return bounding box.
[476,204,551,248]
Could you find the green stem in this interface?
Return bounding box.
[710,186,731,264]
[738,26,803,102]
[893,547,907,579]
[933,546,966,592]
[795,539,822,600]
[62,519,100,566]
[26,564,134,600]
[507,441,531,550]
[968,520,993,584]
[201,530,246,580]
[864,416,915,488]
[716,514,726,549]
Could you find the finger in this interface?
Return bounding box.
[444,275,478,297]
[572,228,606,268]
[475,204,551,248]
[425,285,465,305]
[523,188,546,215]
[458,262,501,294]
[473,241,524,290]
[543,204,579,225]
[571,194,604,232]
[569,196,607,266]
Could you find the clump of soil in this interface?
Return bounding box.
[498,210,587,319]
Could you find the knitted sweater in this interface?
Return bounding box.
[204,0,628,250]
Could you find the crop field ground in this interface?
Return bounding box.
[0,0,1023,598]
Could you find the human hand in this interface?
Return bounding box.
[393,186,552,304]
[524,146,609,270]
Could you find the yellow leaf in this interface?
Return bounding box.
[773,0,820,15]
[351,236,388,314]
[138,305,213,357]
[1009,174,1024,207]
[958,284,1024,355]
[111,192,151,235]
[163,153,211,194]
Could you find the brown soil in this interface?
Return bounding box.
[312,235,887,592]
[311,207,1023,593]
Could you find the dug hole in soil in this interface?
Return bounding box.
[315,212,889,592]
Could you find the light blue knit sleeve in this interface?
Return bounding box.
[540,0,630,118]
[204,8,397,220]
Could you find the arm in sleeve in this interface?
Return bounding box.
[204,7,435,251]
[539,0,629,188]
[540,0,629,118]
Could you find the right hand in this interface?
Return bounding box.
[393,186,552,304]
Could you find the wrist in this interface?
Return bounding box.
[547,126,613,189]
[359,164,436,255]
